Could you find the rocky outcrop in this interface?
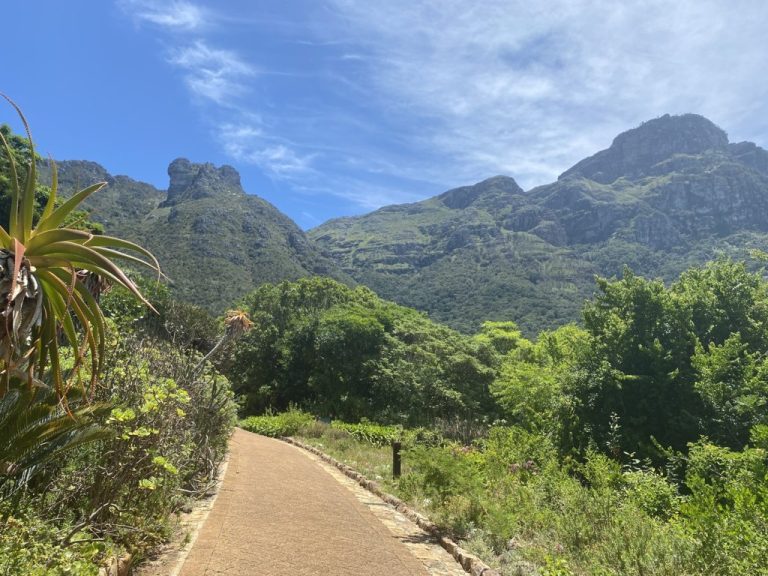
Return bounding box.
[439,175,523,209]
[560,114,729,183]
[161,158,244,207]
[40,158,350,313]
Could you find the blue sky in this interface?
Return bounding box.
[3,1,768,228]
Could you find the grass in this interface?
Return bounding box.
[285,420,704,576]
[294,421,411,488]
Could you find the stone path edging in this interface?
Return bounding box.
[280,437,500,576]
[168,452,231,576]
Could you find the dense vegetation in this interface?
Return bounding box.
[0,116,237,574]
[1,296,238,574]
[402,258,768,575]
[229,277,497,424]
[238,259,768,576]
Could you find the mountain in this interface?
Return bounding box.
[310,114,768,335]
[40,158,351,312]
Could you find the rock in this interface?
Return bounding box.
[162,158,245,207]
[440,176,523,209]
[560,113,729,184]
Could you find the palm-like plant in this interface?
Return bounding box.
[0,385,111,494]
[0,95,160,397]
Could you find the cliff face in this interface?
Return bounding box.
[161,158,244,207]
[530,114,768,249]
[560,114,729,184]
[311,114,768,334]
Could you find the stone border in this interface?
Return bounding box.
[281,437,500,576]
[133,451,232,576]
[168,452,231,576]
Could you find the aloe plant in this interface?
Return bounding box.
[0,385,111,494]
[193,309,253,375]
[0,95,160,397]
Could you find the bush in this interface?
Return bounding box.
[678,440,768,575]
[623,470,679,519]
[0,503,103,575]
[397,425,698,575]
[331,421,402,446]
[397,444,485,536]
[43,332,237,556]
[239,408,315,437]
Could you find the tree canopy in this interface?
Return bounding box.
[228,277,497,424]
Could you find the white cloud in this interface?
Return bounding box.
[120,0,206,31]
[217,122,316,177]
[168,40,255,105]
[293,178,424,211]
[118,0,768,214]
[322,0,768,189]
[245,145,315,176]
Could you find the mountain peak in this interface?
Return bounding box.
[162,158,244,207]
[560,114,729,184]
[439,175,523,209]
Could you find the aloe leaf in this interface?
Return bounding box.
[21,160,37,243]
[40,156,58,221]
[26,229,93,253]
[35,182,106,233]
[85,235,161,273]
[0,225,12,249]
[0,130,20,237]
[32,241,155,310]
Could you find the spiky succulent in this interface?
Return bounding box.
[0,95,160,396]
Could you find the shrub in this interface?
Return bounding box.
[397,444,484,536]
[0,503,103,575]
[331,421,402,446]
[623,470,679,519]
[44,332,237,555]
[678,440,768,575]
[239,407,314,437]
[397,426,700,575]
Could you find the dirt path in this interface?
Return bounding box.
[176,428,465,576]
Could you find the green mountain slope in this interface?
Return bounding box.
[41,158,351,311]
[310,114,768,334]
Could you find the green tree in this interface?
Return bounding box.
[568,260,768,461]
[692,334,768,447]
[230,277,495,424]
[492,324,588,436]
[570,269,701,460]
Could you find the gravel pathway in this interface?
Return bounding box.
[177,428,466,576]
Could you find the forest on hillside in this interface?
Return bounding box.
[236,262,768,576]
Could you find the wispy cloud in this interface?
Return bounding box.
[167,40,255,105]
[119,0,316,182]
[120,0,206,31]
[218,122,316,177]
[117,0,768,216]
[322,0,768,189]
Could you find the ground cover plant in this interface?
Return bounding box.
[240,407,315,437]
